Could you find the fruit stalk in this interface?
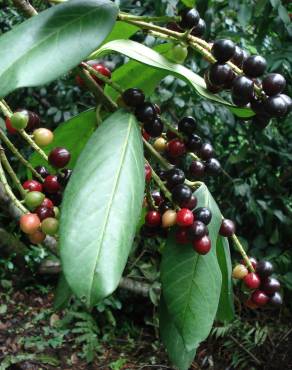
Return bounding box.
[18,129,48,162]
[143,137,172,170]
[231,233,255,272]
[145,160,173,204]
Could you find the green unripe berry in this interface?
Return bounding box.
[53,206,60,219]
[41,217,59,236]
[171,44,188,64]
[25,191,45,210]
[10,111,29,130]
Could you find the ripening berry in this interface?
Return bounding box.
[193,235,211,255]
[176,208,194,227]
[243,272,261,290]
[29,230,46,244]
[232,264,248,279]
[41,217,59,236]
[167,139,186,158]
[43,175,61,194]
[23,180,43,193]
[10,111,29,129]
[145,210,161,227]
[33,128,54,147]
[48,147,71,168]
[5,117,17,134]
[24,191,45,210]
[20,213,41,234]
[153,137,167,152]
[162,209,177,228]
[251,290,269,306]
[145,163,152,182]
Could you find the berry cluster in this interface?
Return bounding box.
[167,7,206,38]
[5,109,40,134]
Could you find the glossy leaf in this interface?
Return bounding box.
[161,184,222,351]
[60,109,145,307]
[103,21,139,44]
[92,39,254,118]
[0,0,118,98]
[216,236,234,322]
[54,274,72,311]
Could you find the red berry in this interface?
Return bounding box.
[43,175,61,194]
[76,62,111,87]
[192,235,211,255]
[251,290,269,306]
[176,208,194,227]
[142,129,151,141]
[35,206,55,221]
[22,180,43,193]
[243,272,261,290]
[145,163,152,182]
[19,213,41,234]
[48,147,71,168]
[167,139,186,158]
[41,198,54,209]
[29,230,46,244]
[245,298,258,309]
[175,227,189,244]
[145,211,161,227]
[5,117,17,134]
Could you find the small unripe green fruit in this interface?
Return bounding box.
[171,44,188,64]
[41,217,59,236]
[53,206,60,219]
[10,111,29,129]
[33,128,54,147]
[25,191,45,210]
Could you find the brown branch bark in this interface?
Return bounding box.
[13,0,38,17]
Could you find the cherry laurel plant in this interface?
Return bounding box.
[0,1,290,369]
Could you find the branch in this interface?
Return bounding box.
[13,0,38,17]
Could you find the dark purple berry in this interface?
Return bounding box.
[219,219,235,237]
[144,117,163,137]
[122,88,145,107]
[189,160,205,178]
[34,166,50,179]
[261,277,280,295]
[205,158,221,175]
[179,8,200,29]
[165,168,185,188]
[262,74,286,96]
[264,95,287,117]
[135,102,157,124]
[279,94,292,113]
[57,169,72,187]
[269,292,283,307]
[178,116,196,135]
[188,220,207,241]
[231,46,245,67]
[191,18,206,37]
[243,55,267,77]
[199,143,214,160]
[186,134,202,152]
[208,63,233,86]
[231,76,254,104]
[256,260,274,278]
[211,39,236,63]
[194,207,212,225]
[172,184,192,206]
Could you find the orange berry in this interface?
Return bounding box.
[162,209,177,228]
[29,230,46,244]
[20,213,41,234]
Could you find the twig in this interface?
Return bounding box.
[18,129,48,161]
[13,0,38,17]
[231,234,255,272]
[145,160,173,204]
[143,138,171,170]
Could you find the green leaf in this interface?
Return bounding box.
[54,274,72,311]
[92,40,254,118]
[216,236,234,323]
[181,0,195,7]
[160,296,196,370]
[60,109,145,307]
[30,109,97,171]
[103,21,139,44]
[161,184,222,351]
[0,0,118,98]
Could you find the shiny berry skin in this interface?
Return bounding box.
[219,219,235,237]
[41,217,59,236]
[166,22,183,32]
[29,230,46,244]
[34,166,50,179]
[186,134,202,152]
[256,260,274,278]
[23,180,43,193]
[175,227,189,244]
[48,147,71,168]
[194,207,212,225]
[35,206,55,221]
[269,292,283,307]
[181,195,197,210]
[243,272,261,290]
[187,220,207,241]
[191,18,206,37]
[76,63,111,87]
[151,190,164,207]
[57,169,72,187]
[172,184,192,206]
[5,117,17,134]
[261,277,280,295]
[262,73,286,96]
[162,209,177,228]
[280,94,292,113]
[24,191,45,210]
[166,168,185,188]
[145,163,152,182]
[41,198,54,208]
[167,139,186,158]
[153,137,167,152]
[142,129,151,141]
[232,264,248,279]
[204,71,222,93]
[243,55,267,77]
[264,95,287,117]
[179,8,200,29]
[33,128,54,147]
[49,191,63,206]
[193,235,211,255]
[10,111,29,129]
[189,160,205,178]
[211,39,235,63]
[205,158,221,175]
[135,102,157,124]
[19,213,41,234]
[241,257,258,270]
[231,46,245,67]
[144,117,163,137]
[43,175,61,194]
[199,143,214,160]
[178,116,196,135]
[27,111,41,131]
[122,88,145,107]
[145,211,161,227]
[176,208,194,227]
[231,76,254,103]
[208,63,233,86]
[251,290,269,306]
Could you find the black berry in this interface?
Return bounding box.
[189,160,205,178]
[144,117,163,137]
[191,18,206,37]
[34,166,50,179]
[231,46,245,67]
[262,74,286,96]
[261,277,280,295]
[135,102,157,124]
[264,95,287,117]
[179,8,200,29]
[199,143,214,160]
[211,39,235,63]
[219,219,235,237]
[178,116,196,135]
[188,220,207,241]
[231,76,254,104]
[208,63,232,86]
[186,134,202,152]
[57,169,72,187]
[194,207,212,225]
[122,88,145,107]
[205,158,221,175]
[280,94,292,113]
[243,55,267,77]
[172,184,192,206]
[269,292,283,307]
[165,168,185,188]
[256,260,274,278]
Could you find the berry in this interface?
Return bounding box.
[144,118,163,137]
[194,207,212,225]
[76,63,111,87]
[251,290,269,306]
[188,220,207,241]
[264,95,287,117]
[159,202,171,214]
[261,277,280,295]
[49,191,63,206]
[175,227,189,244]
[243,272,261,290]
[10,111,29,129]
[211,39,235,63]
[23,180,43,193]
[171,44,188,63]
[232,264,248,279]
[241,257,258,270]
[41,217,59,236]
[5,117,17,134]
[24,191,45,210]
[243,55,267,77]
[181,195,197,210]
[35,206,55,221]
[34,166,50,179]
[178,116,197,135]
[135,102,157,124]
[162,209,177,228]
[205,158,221,175]
[193,235,211,255]
[231,46,245,67]
[224,70,236,89]
[199,143,214,160]
[41,198,54,208]
[122,88,145,107]
[167,139,186,158]
[186,134,202,152]
[142,129,150,141]
[153,137,167,152]
[151,190,164,207]
[43,175,61,194]
[231,76,254,103]
[20,213,41,234]
[262,73,286,96]
[53,206,60,219]
[145,163,152,182]
[256,260,274,278]
[191,18,206,37]
[48,147,71,168]
[57,169,72,187]
[166,168,185,188]
[29,230,46,244]
[208,63,233,86]
[280,94,292,113]
[189,160,205,178]
[176,208,194,227]
[172,184,192,206]
[166,129,178,140]
[179,8,200,29]
[166,22,183,32]
[219,219,235,237]
[26,111,41,132]
[269,292,283,307]
[33,128,54,147]
[204,71,222,93]
[145,211,161,227]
